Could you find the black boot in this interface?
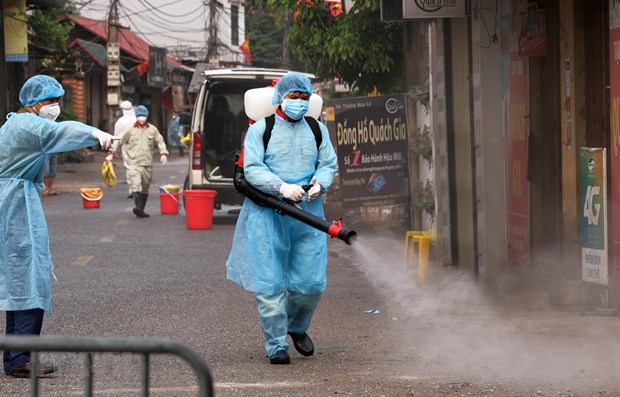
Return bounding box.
[140,193,150,217]
[132,193,143,217]
[132,193,149,218]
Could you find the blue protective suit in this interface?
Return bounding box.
[226,114,338,296]
[0,112,99,312]
[167,116,183,148]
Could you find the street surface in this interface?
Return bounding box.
[1,151,620,396]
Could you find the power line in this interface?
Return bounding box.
[133,0,204,19]
[117,2,157,47]
[81,0,209,47]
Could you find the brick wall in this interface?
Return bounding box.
[62,77,86,122]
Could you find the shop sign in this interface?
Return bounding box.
[506,53,530,265]
[404,0,467,18]
[148,47,167,88]
[334,95,410,209]
[609,11,620,301]
[580,148,608,285]
[381,0,467,20]
[3,0,28,62]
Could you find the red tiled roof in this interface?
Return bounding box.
[69,16,149,62]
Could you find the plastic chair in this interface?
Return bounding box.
[404,231,440,281]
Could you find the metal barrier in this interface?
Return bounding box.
[0,335,214,397]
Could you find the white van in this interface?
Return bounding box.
[184,68,315,210]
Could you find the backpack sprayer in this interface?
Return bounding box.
[233,85,357,245]
[233,164,357,245]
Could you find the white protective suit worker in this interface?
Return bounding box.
[106,105,168,218]
[114,100,136,195]
[226,72,338,365]
[0,75,114,377]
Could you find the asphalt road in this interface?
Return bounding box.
[1,151,620,396]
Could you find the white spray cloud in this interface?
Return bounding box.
[338,234,620,392]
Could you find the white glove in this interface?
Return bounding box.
[105,154,113,162]
[279,182,305,202]
[92,129,113,150]
[307,176,321,202]
[160,154,168,165]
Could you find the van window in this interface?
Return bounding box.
[202,80,271,178]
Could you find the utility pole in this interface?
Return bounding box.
[206,0,219,67]
[107,0,121,134]
[281,9,290,69]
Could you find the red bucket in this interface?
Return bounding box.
[82,198,100,209]
[80,188,103,209]
[183,190,217,230]
[160,192,180,215]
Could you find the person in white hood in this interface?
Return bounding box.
[114,101,136,196]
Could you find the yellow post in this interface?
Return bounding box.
[418,236,430,281]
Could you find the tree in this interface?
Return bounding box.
[28,0,76,74]
[245,1,285,68]
[272,0,404,95]
[245,0,305,70]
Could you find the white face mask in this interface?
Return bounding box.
[38,103,61,121]
[136,116,147,124]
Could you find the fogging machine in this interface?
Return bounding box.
[233,155,357,245]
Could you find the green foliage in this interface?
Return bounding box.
[412,179,435,223]
[246,0,304,69]
[408,83,430,112]
[28,1,75,72]
[410,125,433,168]
[30,13,73,53]
[272,0,404,94]
[246,1,284,67]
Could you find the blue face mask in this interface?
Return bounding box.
[281,99,309,120]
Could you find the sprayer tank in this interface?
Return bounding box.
[244,86,323,121]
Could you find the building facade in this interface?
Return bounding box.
[401,0,620,306]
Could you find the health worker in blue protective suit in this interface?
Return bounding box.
[226,72,338,365]
[0,75,114,378]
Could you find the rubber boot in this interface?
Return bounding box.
[132,193,149,218]
[140,193,150,218]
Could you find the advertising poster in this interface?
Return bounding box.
[506,52,530,265]
[609,10,620,300]
[3,0,28,62]
[333,95,410,209]
[517,2,547,56]
[148,47,167,87]
[580,148,608,285]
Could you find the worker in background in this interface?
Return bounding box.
[167,110,185,156]
[114,100,136,198]
[106,105,168,218]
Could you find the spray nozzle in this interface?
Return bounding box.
[327,219,357,245]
